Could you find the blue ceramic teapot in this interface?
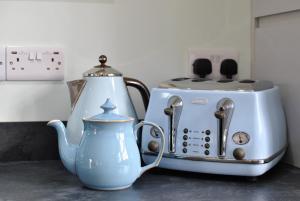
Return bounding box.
[47,98,165,190]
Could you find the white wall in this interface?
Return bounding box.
[0,0,251,121]
[253,0,300,167]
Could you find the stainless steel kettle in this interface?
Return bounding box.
[62,55,150,144]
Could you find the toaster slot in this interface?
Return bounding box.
[215,98,234,158]
[164,96,183,153]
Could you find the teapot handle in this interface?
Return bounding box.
[124,77,150,110]
[134,121,165,176]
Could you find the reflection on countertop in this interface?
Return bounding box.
[0,161,299,201]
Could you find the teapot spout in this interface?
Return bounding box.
[47,120,78,175]
[67,79,87,111]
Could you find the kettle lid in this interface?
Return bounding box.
[83,98,134,123]
[83,55,122,77]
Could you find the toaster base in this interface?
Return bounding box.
[142,152,285,176]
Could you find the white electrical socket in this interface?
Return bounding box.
[6,46,64,81]
[188,48,239,80]
[0,47,6,81]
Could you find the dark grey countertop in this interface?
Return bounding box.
[0,161,299,201]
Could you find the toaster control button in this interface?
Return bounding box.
[182,148,187,153]
[204,150,210,155]
[205,137,210,142]
[205,130,211,135]
[183,128,189,133]
[182,142,188,147]
[148,141,159,153]
[204,143,210,149]
[183,135,188,140]
[233,148,245,160]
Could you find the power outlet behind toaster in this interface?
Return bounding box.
[187,48,239,80]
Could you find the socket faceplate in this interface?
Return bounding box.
[6,46,64,81]
[0,47,6,81]
[188,48,239,80]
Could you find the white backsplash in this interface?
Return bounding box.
[0,0,251,121]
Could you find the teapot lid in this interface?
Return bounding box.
[83,98,134,123]
[83,55,122,77]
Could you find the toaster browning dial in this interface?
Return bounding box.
[150,126,164,138]
[232,132,250,145]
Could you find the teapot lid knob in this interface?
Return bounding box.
[101,98,116,113]
[99,55,107,67]
[84,98,134,122]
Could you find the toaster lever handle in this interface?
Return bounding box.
[164,96,183,153]
[215,98,234,158]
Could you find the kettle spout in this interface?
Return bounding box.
[47,120,78,175]
[67,79,87,111]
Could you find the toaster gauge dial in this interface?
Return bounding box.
[150,126,164,138]
[232,132,250,145]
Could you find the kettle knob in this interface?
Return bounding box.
[99,55,107,67]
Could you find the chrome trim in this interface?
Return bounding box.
[142,146,286,164]
[83,55,122,77]
[159,79,274,92]
[83,66,122,77]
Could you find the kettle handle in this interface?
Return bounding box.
[124,77,150,110]
[134,121,165,176]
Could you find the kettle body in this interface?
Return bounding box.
[68,76,140,144]
[66,55,149,144]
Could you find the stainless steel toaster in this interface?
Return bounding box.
[141,78,287,176]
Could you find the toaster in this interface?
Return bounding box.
[141,78,287,176]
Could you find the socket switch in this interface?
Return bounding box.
[6,46,64,81]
